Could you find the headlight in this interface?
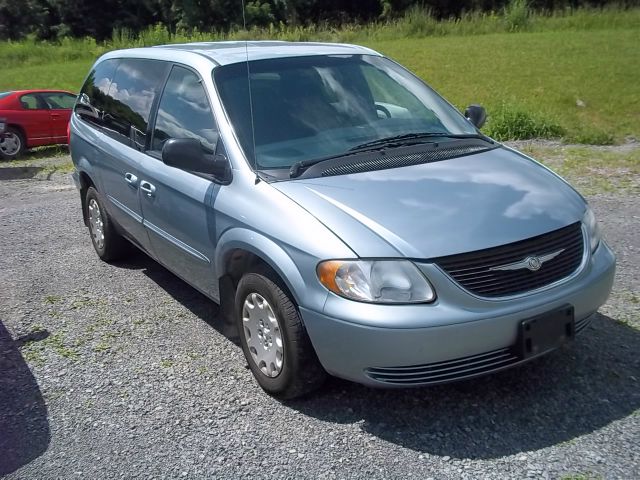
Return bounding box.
[317,260,435,304]
[583,206,602,253]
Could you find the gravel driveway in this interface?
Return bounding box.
[1,150,638,479]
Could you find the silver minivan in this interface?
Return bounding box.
[70,41,616,398]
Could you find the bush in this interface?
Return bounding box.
[484,104,565,140]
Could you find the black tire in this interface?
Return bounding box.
[0,127,26,160]
[235,268,327,399]
[85,186,130,262]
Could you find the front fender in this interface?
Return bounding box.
[215,228,329,312]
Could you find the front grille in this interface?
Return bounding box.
[320,144,492,177]
[365,316,592,386]
[433,222,584,298]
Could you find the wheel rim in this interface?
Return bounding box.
[242,292,284,378]
[0,132,21,156]
[88,198,105,250]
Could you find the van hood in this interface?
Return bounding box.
[272,146,587,258]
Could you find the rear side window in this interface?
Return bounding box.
[104,59,168,149]
[76,58,168,150]
[151,66,218,153]
[76,59,119,127]
[42,92,77,109]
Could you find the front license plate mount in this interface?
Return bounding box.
[517,305,575,359]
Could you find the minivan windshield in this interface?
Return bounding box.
[214,54,477,170]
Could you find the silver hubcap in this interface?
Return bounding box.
[242,292,284,378]
[0,132,21,156]
[88,198,105,250]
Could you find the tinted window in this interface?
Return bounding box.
[104,59,168,149]
[20,94,47,110]
[151,66,218,153]
[42,92,77,109]
[75,59,119,127]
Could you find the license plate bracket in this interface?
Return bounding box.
[517,305,575,359]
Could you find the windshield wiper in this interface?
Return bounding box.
[349,132,490,152]
[288,132,491,179]
[289,151,360,178]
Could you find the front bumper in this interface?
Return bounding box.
[300,240,616,387]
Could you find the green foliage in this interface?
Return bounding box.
[3,0,640,41]
[246,1,276,27]
[0,7,638,144]
[503,0,531,32]
[484,103,564,140]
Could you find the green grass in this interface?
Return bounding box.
[0,7,638,143]
[366,28,640,143]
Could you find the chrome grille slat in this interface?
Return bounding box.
[440,231,583,265]
[367,347,511,372]
[433,222,584,297]
[368,351,514,377]
[371,357,519,384]
[441,238,583,272]
[365,318,592,386]
[369,354,517,380]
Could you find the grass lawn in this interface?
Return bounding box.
[366,29,640,143]
[1,24,638,143]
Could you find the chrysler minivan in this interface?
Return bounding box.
[70,42,616,398]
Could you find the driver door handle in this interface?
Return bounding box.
[140,180,156,197]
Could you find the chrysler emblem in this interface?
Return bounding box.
[490,249,565,272]
[526,256,542,271]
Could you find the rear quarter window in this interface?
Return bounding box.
[107,59,168,149]
[75,59,119,127]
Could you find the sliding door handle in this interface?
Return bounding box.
[140,181,156,197]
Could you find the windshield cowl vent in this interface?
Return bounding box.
[320,144,493,177]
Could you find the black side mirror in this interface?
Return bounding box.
[162,138,230,181]
[464,104,487,129]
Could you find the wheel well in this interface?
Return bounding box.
[7,124,26,143]
[217,249,295,328]
[78,171,95,227]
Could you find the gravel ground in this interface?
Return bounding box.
[0,150,638,479]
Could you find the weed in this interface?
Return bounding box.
[484,104,564,141]
[44,294,62,304]
[504,0,531,32]
[160,359,174,368]
[93,342,111,352]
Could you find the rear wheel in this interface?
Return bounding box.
[235,269,327,399]
[85,186,130,262]
[0,127,26,160]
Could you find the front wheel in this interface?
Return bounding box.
[235,270,327,399]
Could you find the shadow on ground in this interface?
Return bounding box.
[0,167,44,180]
[0,322,51,476]
[116,250,640,460]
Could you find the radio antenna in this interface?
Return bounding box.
[241,0,258,176]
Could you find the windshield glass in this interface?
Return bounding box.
[0,92,12,100]
[213,54,476,170]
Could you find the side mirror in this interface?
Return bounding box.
[464,104,487,129]
[162,138,230,181]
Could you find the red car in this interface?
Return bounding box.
[0,89,77,160]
